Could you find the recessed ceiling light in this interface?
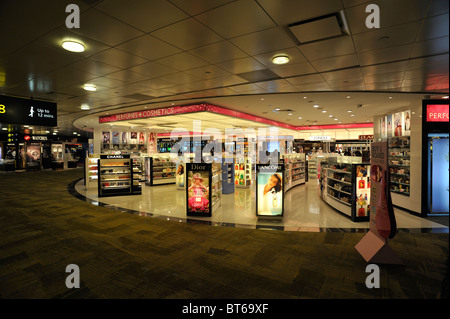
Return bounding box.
[303,96,307,99]
[338,122,342,123]
[313,104,319,108]
[346,96,351,99]
[322,110,327,113]
[334,118,338,121]
[288,113,293,115]
[53,132,57,135]
[443,96,449,99]
[81,103,90,110]
[298,117,302,119]
[275,108,280,111]
[62,40,85,52]
[347,110,352,113]
[261,98,264,101]
[329,115,333,118]
[389,96,393,99]
[350,114,355,116]
[83,84,96,91]
[272,55,290,65]
[73,132,77,135]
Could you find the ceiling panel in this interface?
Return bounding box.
[95,0,189,33]
[195,0,275,38]
[155,52,211,71]
[297,36,356,60]
[360,61,408,76]
[89,48,149,69]
[168,0,237,15]
[270,61,317,77]
[411,36,449,58]
[70,8,144,47]
[344,0,428,35]
[215,57,267,74]
[426,0,449,18]
[127,62,178,78]
[188,40,248,64]
[352,22,421,52]
[230,27,295,56]
[115,34,182,61]
[310,54,359,72]
[416,13,449,41]
[257,0,343,25]
[357,44,414,66]
[184,65,232,79]
[151,18,224,51]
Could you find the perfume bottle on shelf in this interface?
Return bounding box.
[272,189,278,207]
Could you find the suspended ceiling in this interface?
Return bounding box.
[0,0,448,136]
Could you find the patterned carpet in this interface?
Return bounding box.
[0,168,448,300]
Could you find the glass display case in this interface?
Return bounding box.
[319,157,370,222]
[85,154,100,188]
[388,136,410,196]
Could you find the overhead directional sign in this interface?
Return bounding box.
[0,95,57,126]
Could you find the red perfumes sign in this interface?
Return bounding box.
[426,104,449,122]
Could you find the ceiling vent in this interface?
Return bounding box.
[286,11,349,45]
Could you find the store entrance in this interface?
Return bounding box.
[427,134,449,215]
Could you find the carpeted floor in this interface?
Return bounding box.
[0,168,448,300]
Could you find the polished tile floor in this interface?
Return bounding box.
[75,179,449,232]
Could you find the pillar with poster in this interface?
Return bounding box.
[355,142,402,264]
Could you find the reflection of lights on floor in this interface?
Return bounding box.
[308,205,319,214]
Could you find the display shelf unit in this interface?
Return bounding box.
[211,163,223,210]
[307,156,318,180]
[282,153,306,191]
[145,155,176,186]
[131,156,142,194]
[234,157,255,188]
[98,155,139,197]
[388,136,410,196]
[319,158,370,222]
[85,155,100,188]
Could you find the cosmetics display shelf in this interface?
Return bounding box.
[388,136,411,196]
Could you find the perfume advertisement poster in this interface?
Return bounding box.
[102,131,110,144]
[112,132,120,144]
[26,142,41,165]
[356,165,371,217]
[176,163,185,188]
[256,165,284,217]
[394,112,403,136]
[139,132,145,144]
[380,116,386,139]
[386,114,393,137]
[148,132,157,154]
[186,163,211,217]
[404,110,411,136]
[130,132,137,144]
[121,132,128,144]
[370,142,396,239]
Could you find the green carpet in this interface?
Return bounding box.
[0,168,448,299]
